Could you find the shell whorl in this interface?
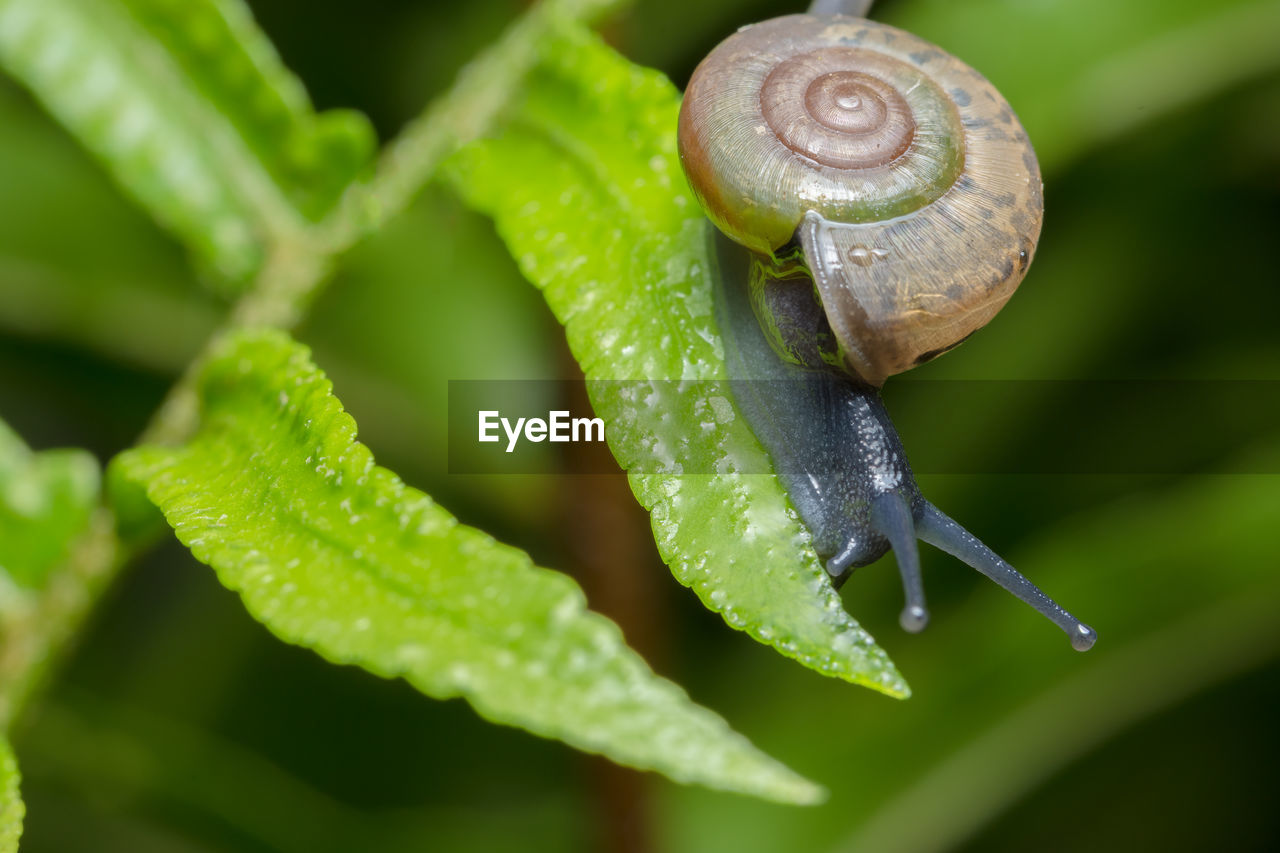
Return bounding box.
[678,14,1045,384]
[764,58,916,169]
[748,43,966,238]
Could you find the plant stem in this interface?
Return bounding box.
[321,0,630,256]
[0,510,119,731]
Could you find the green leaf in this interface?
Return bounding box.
[446,23,906,696]
[114,329,824,804]
[0,0,376,285]
[0,418,100,590]
[0,738,20,853]
[0,78,216,371]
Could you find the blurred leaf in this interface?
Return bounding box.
[0,418,99,590]
[0,0,376,286]
[447,19,906,697]
[831,463,1280,853]
[114,329,824,804]
[0,738,19,853]
[619,0,772,78]
[20,693,585,853]
[0,80,217,372]
[881,0,1280,172]
[657,460,1280,852]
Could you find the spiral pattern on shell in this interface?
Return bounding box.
[766,61,915,168]
[678,14,1045,383]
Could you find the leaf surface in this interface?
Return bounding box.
[115,329,823,804]
[0,0,375,284]
[447,23,906,695]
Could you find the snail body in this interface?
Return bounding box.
[681,5,1095,649]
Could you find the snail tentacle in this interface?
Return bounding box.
[916,503,1098,651]
[869,491,929,632]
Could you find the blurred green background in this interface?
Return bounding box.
[2,0,1279,850]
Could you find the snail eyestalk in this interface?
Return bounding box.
[869,492,929,632]
[915,503,1098,651]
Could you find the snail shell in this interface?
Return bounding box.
[678,15,1044,385]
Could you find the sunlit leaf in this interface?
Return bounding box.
[0,738,19,853]
[0,418,99,590]
[0,0,376,285]
[114,329,824,804]
[446,22,906,695]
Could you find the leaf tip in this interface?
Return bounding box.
[777,776,828,807]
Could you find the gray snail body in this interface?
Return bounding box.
[682,5,1096,649]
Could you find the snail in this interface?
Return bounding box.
[678,0,1096,650]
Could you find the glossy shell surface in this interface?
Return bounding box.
[678,14,1044,383]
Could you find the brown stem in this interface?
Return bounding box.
[556,347,662,853]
